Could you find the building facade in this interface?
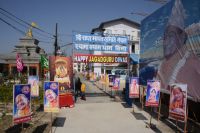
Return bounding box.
[91,18,140,75]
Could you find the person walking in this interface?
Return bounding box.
[80,82,86,100]
[74,76,81,102]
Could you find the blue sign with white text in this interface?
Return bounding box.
[73,33,128,45]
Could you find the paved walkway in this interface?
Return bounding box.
[52,102,154,133]
[51,77,175,133]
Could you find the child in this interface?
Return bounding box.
[81,82,86,100]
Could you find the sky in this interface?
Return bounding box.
[0,0,166,54]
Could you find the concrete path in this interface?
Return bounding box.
[52,76,175,133]
[52,102,154,133]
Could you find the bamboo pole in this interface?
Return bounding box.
[184,105,188,133]
[158,93,162,121]
[142,86,144,110]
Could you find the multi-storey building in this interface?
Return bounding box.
[91,18,140,76]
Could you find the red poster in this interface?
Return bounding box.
[49,56,73,94]
[74,54,128,63]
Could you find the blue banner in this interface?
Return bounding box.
[73,33,128,45]
[44,81,59,112]
[13,84,31,124]
[74,43,128,52]
[145,80,160,107]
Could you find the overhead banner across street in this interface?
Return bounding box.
[73,33,128,45]
[74,43,128,53]
[74,54,128,63]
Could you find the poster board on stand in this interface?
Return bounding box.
[145,80,160,107]
[169,83,187,122]
[129,77,139,98]
[13,84,31,124]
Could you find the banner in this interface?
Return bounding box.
[16,53,23,72]
[108,75,115,87]
[74,54,128,63]
[169,83,187,122]
[129,77,139,98]
[40,55,49,69]
[13,84,31,124]
[49,56,73,94]
[28,76,39,97]
[74,43,128,53]
[112,75,120,90]
[140,0,200,101]
[44,81,59,112]
[73,33,128,45]
[145,80,160,107]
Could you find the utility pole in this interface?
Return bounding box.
[54,23,58,56]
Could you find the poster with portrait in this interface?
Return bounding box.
[13,84,31,124]
[112,75,120,90]
[140,0,200,102]
[169,83,187,122]
[44,81,59,112]
[129,77,139,98]
[108,75,115,87]
[49,56,73,94]
[145,80,160,107]
[28,76,39,97]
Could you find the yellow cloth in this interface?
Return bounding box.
[81,83,86,92]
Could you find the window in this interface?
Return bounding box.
[132,44,135,53]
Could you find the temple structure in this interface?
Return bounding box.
[0,30,46,77]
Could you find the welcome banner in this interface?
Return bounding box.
[74,43,128,53]
[73,33,128,45]
[74,54,128,63]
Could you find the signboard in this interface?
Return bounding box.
[44,81,59,112]
[28,76,39,97]
[74,54,128,63]
[49,56,73,94]
[145,80,160,107]
[74,43,128,53]
[140,0,200,101]
[73,33,128,45]
[113,75,120,90]
[129,77,139,98]
[13,84,31,124]
[169,83,187,122]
